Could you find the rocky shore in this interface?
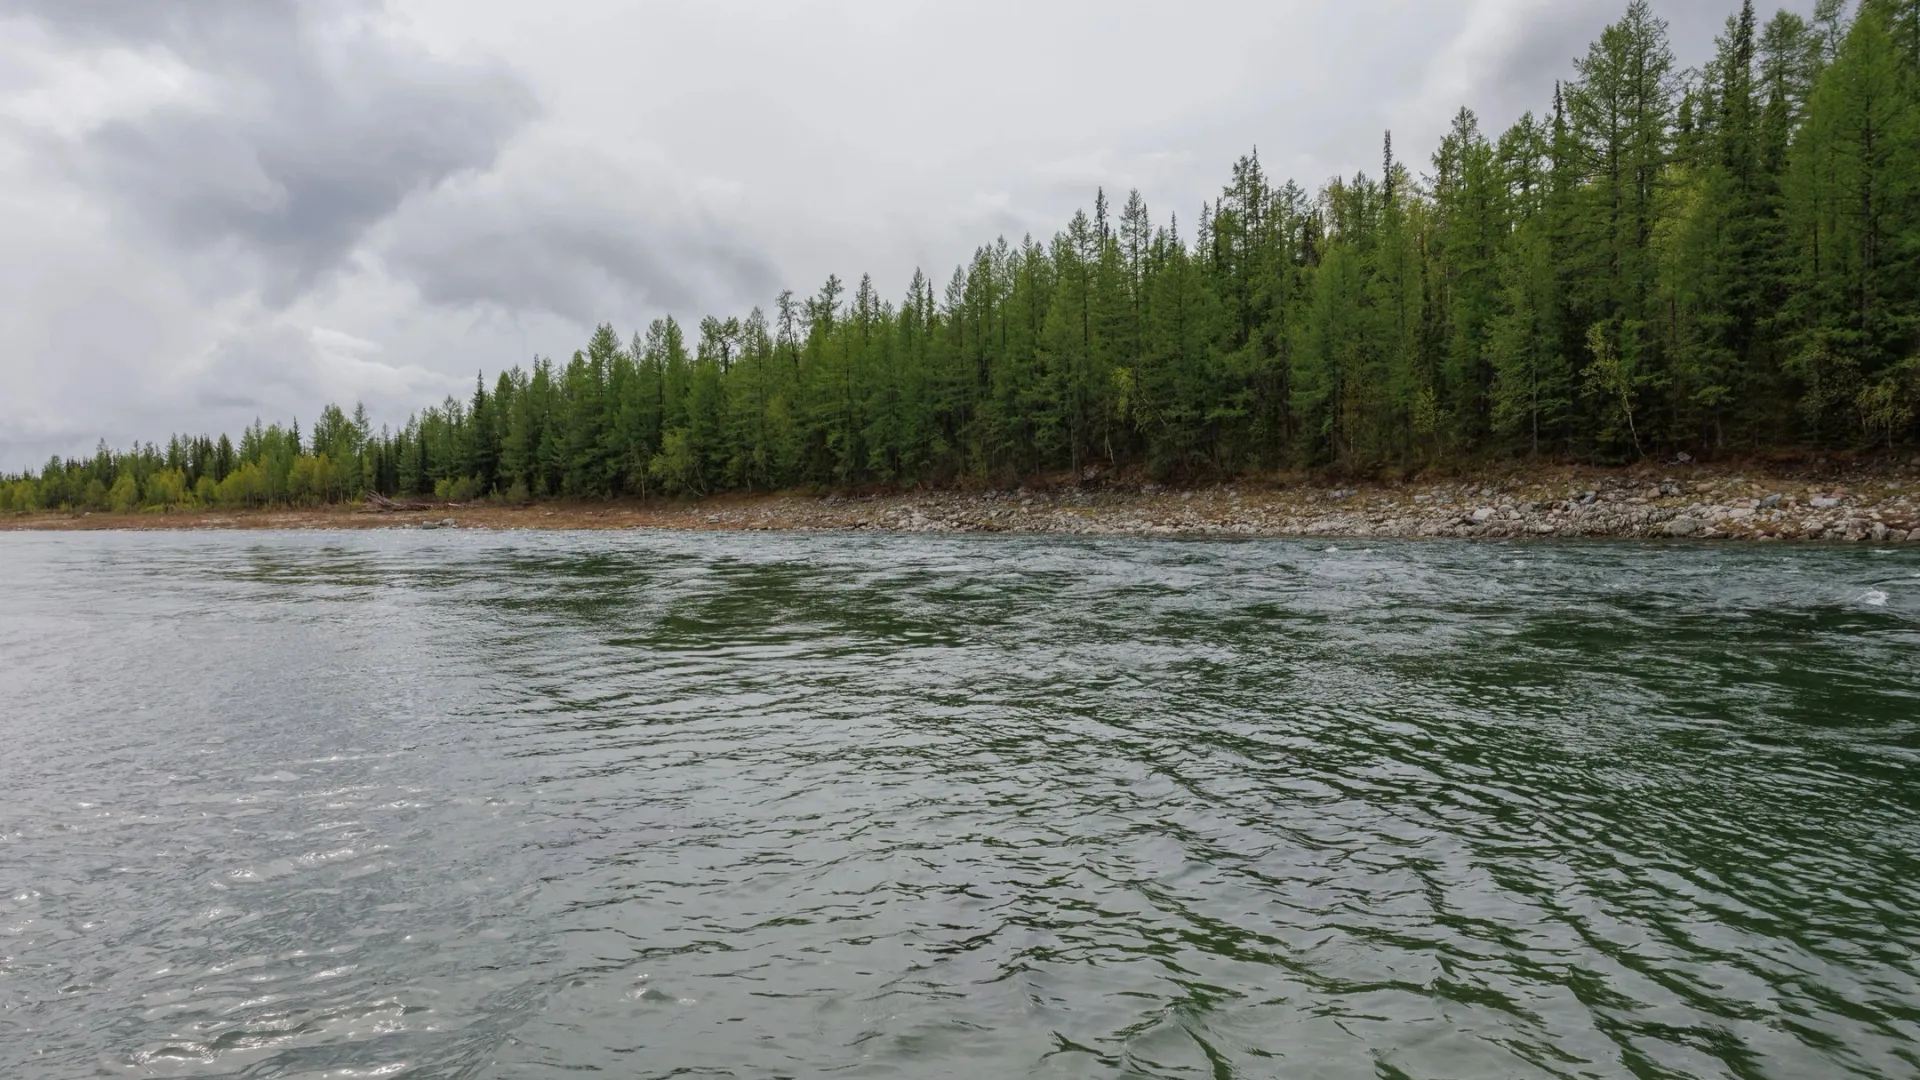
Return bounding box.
[791,470,1920,543]
[9,459,1920,542]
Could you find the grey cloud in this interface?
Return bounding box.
[7,0,537,303]
[382,156,782,325]
[0,0,293,45]
[194,319,463,428]
[201,323,327,403]
[1486,3,1626,110]
[196,391,266,412]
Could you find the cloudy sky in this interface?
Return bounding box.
[0,0,1803,469]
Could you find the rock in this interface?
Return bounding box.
[1472,507,1497,523]
[1909,528,1920,542]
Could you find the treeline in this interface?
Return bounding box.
[4,0,1917,515]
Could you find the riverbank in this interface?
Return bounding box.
[6,459,1920,542]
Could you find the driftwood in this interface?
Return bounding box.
[363,493,436,513]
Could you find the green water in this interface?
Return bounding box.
[1,531,1916,1078]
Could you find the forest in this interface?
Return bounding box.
[3,0,1917,515]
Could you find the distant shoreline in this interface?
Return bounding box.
[7,460,1919,544]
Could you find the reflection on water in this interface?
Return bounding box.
[1,530,1916,1078]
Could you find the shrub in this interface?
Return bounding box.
[107,474,140,513]
[433,475,483,502]
[142,469,189,510]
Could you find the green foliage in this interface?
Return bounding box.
[286,455,344,507]
[107,474,139,514]
[648,430,702,495]
[0,479,41,513]
[433,475,484,502]
[6,0,1916,504]
[1584,320,1647,458]
[141,469,189,510]
[214,462,271,508]
[1489,225,1573,452]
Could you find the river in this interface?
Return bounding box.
[1,531,1915,1078]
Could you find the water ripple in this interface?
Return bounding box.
[0,531,1916,1078]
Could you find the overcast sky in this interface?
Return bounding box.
[0,0,1806,469]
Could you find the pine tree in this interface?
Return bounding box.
[1489,224,1572,453]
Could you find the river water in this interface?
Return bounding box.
[1,531,1916,1079]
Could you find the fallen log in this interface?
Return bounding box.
[364,493,436,512]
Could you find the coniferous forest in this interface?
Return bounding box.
[4,0,1918,515]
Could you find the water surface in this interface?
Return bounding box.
[1,531,1916,1078]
